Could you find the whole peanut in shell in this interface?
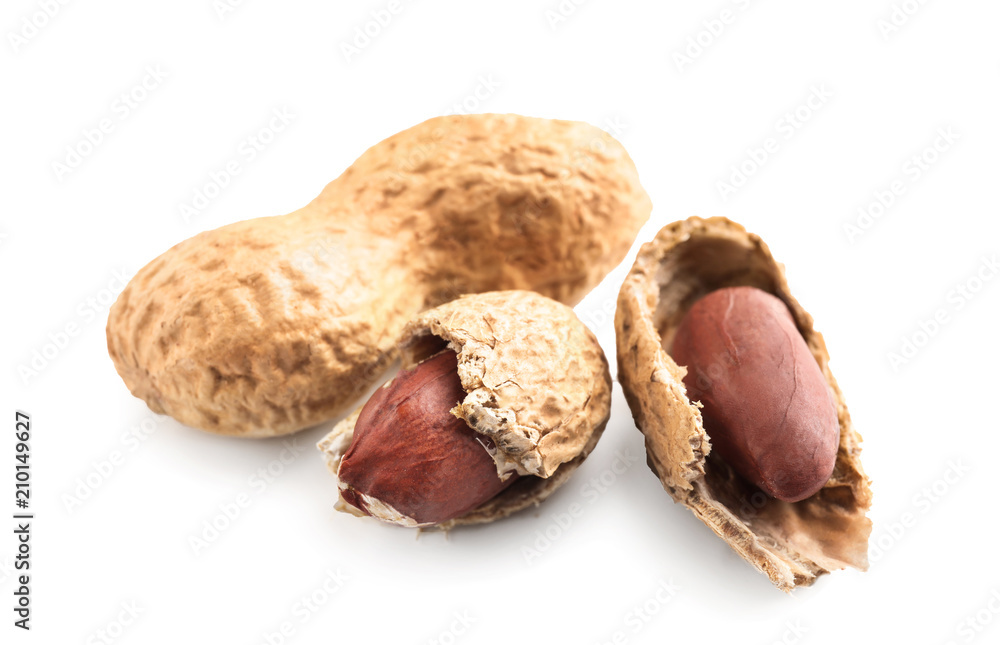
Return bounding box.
[338,351,517,526]
[670,286,839,503]
[106,114,650,438]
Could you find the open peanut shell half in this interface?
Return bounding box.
[615,216,872,591]
[318,290,612,529]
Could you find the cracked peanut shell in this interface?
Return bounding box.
[318,290,612,529]
[615,216,872,591]
[107,113,650,437]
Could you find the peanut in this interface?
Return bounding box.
[337,351,516,527]
[670,286,839,502]
[616,217,871,590]
[319,290,613,528]
[106,114,650,438]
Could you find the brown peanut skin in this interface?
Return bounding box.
[670,287,838,503]
[338,351,516,525]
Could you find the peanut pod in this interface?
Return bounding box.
[615,216,872,591]
[107,114,650,437]
[319,290,612,529]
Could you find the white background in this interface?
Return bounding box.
[2,1,999,643]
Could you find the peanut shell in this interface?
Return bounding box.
[107,114,650,437]
[615,216,872,591]
[318,290,612,529]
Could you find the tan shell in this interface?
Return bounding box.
[318,290,612,529]
[107,113,650,437]
[615,216,872,591]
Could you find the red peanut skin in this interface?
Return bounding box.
[338,351,516,525]
[670,287,839,503]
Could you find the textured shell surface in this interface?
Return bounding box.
[107,114,650,437]
[615,216,872,591]
[318,290,612,529]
